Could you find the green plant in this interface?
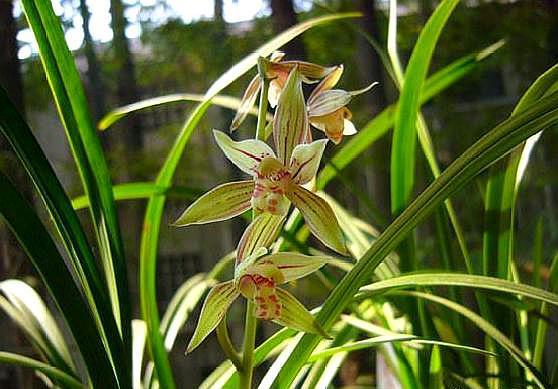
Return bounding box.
[1,1,558,388]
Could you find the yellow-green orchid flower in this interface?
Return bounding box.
[174,130,347,254]
[186,216,331,353]
[230,52,336,131]
[307,65,378,144]
[175,67,347,254]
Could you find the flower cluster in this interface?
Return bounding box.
[176,53,375,353]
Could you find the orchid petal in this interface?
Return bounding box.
[343,119,357,136]
[308,64,344,101]
[274,288,329,337]
[230,75,261,131]
[236,213,285,263]
[270,51,285,62]
[268,79,282,108]
[286,185,347,254]
[235,246,268,282]
[309,107,350,144]
[289,139,328,185]
[186,281,239,353]
[173,180,254,226]
[256,252,332,283]
[349,81,379,97]
[252,276,282,320]
[273,68,308,165]
[244,262,284,284]
[213,130,275,176]
[307,89,352,118]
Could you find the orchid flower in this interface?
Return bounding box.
[230,52,336,131]
[307,65,378,144]
[186,215,331,353]
[174,131,347,254]
[175,69,347,255]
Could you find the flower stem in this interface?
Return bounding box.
[216,315,242,369]
[238,68,270,389]
[239,300,257,389]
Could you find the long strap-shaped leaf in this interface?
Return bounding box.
[98,93,271,130]
[20,0,131,382]
[269,89,558,387]
[0,172,117,388]
[0,352,84,389]
[72,182,203,210]
[0,88,125,380]
[137,13,360,388]
[482,63,558,385]
[394,291,549,388]
[358,273,558,305]
[390,0,459,214]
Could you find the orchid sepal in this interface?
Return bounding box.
[272,68,308,166]
[213,129,275,176]
[230,75,262,132]
[186,281,239,353]
[173,180,254,226]
[274,287,330,338]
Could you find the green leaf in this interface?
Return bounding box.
[396,291,550,388]
[186,281,239,353]
[269,88,558,387]
[357,273,558,305]
[0,352,84,389]
[308,334,417,362]
[173,181,254,226]
[132,320,147,389]
[0,280,76,376]
[286,185,347,255]
[0,171,118,387]
[391,0,459,213]
[274,288,329,338]
[0,88,124,379]
[72,182,203,210]
[98,93,267,130]
[20,1,131,381]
